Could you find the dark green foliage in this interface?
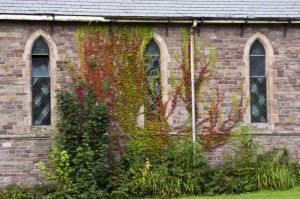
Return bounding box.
[5,126,300,198]
[57,87,110,187]
[110,138,209,198]
[207,127,259,194]
[290,160,300,185]
[0,184,56,199]
[256,148,297,190]
[207,126,300,195]
[42,84,110,198]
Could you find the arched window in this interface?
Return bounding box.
[31,37,51,125]
[145,39,161,121]
[250,40,267,123]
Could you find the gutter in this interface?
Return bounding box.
[112,18,297,24]
[0,14,110,22]
[0,14,298,24]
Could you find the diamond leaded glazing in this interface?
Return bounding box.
[32,37,50,55]
[145,39,161,120]
[32,57,49,77]
[32,77,51,125]
[32,37,51,125]
[250,40,267,123]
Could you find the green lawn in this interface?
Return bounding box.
[181,187,300,199]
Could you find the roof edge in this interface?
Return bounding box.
[0,14,110,22]
[0,14,300,24]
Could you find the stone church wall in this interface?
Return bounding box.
[1,21,300,185]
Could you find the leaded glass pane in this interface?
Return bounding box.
[32,77,51,125]
[249,40,267,123]
[250,77,267,123]
[250,56,265,76]
[250,40,265,55]
[146,40,160,56]
[32,37,49,55]
[32,57,49,77]
[32,37,51,125]
[145,40,161,120]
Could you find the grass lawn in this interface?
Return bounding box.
[181,187,300,199]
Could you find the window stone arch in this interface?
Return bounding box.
[152,33,171,105]
[243,32,275,127]
[137,32,171,127]
[24,30,58,128]
[145,39,161,121]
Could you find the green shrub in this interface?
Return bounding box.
[207,126,258,194]
[256,149,297,190]
[208,126,300,195]
[207,164,257,194]
[109,126,300,198]
[39,84,110,199]
[290,161,300,184]
[0,184,55,199]
[112,137,209,198]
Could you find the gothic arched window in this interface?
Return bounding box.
[145,39,161,121]
[250,40,267,123]
[31,37,51,125]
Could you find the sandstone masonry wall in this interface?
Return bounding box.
[0,21,300,186]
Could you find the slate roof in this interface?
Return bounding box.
[0,0,300,20]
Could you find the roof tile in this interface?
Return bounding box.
[0,0,299,19]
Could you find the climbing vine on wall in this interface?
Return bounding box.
[74,24,170,155]
[67,24,245,153]
[171,28,246,150]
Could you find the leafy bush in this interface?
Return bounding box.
[0,184,55,199]
[207,126,259,194]
[111,137,209,198]
[256,149,297,190]
[39,84,110,199]
[208,126,300,194]
[290,161,300,184]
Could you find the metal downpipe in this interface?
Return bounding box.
[190,20,197,143]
